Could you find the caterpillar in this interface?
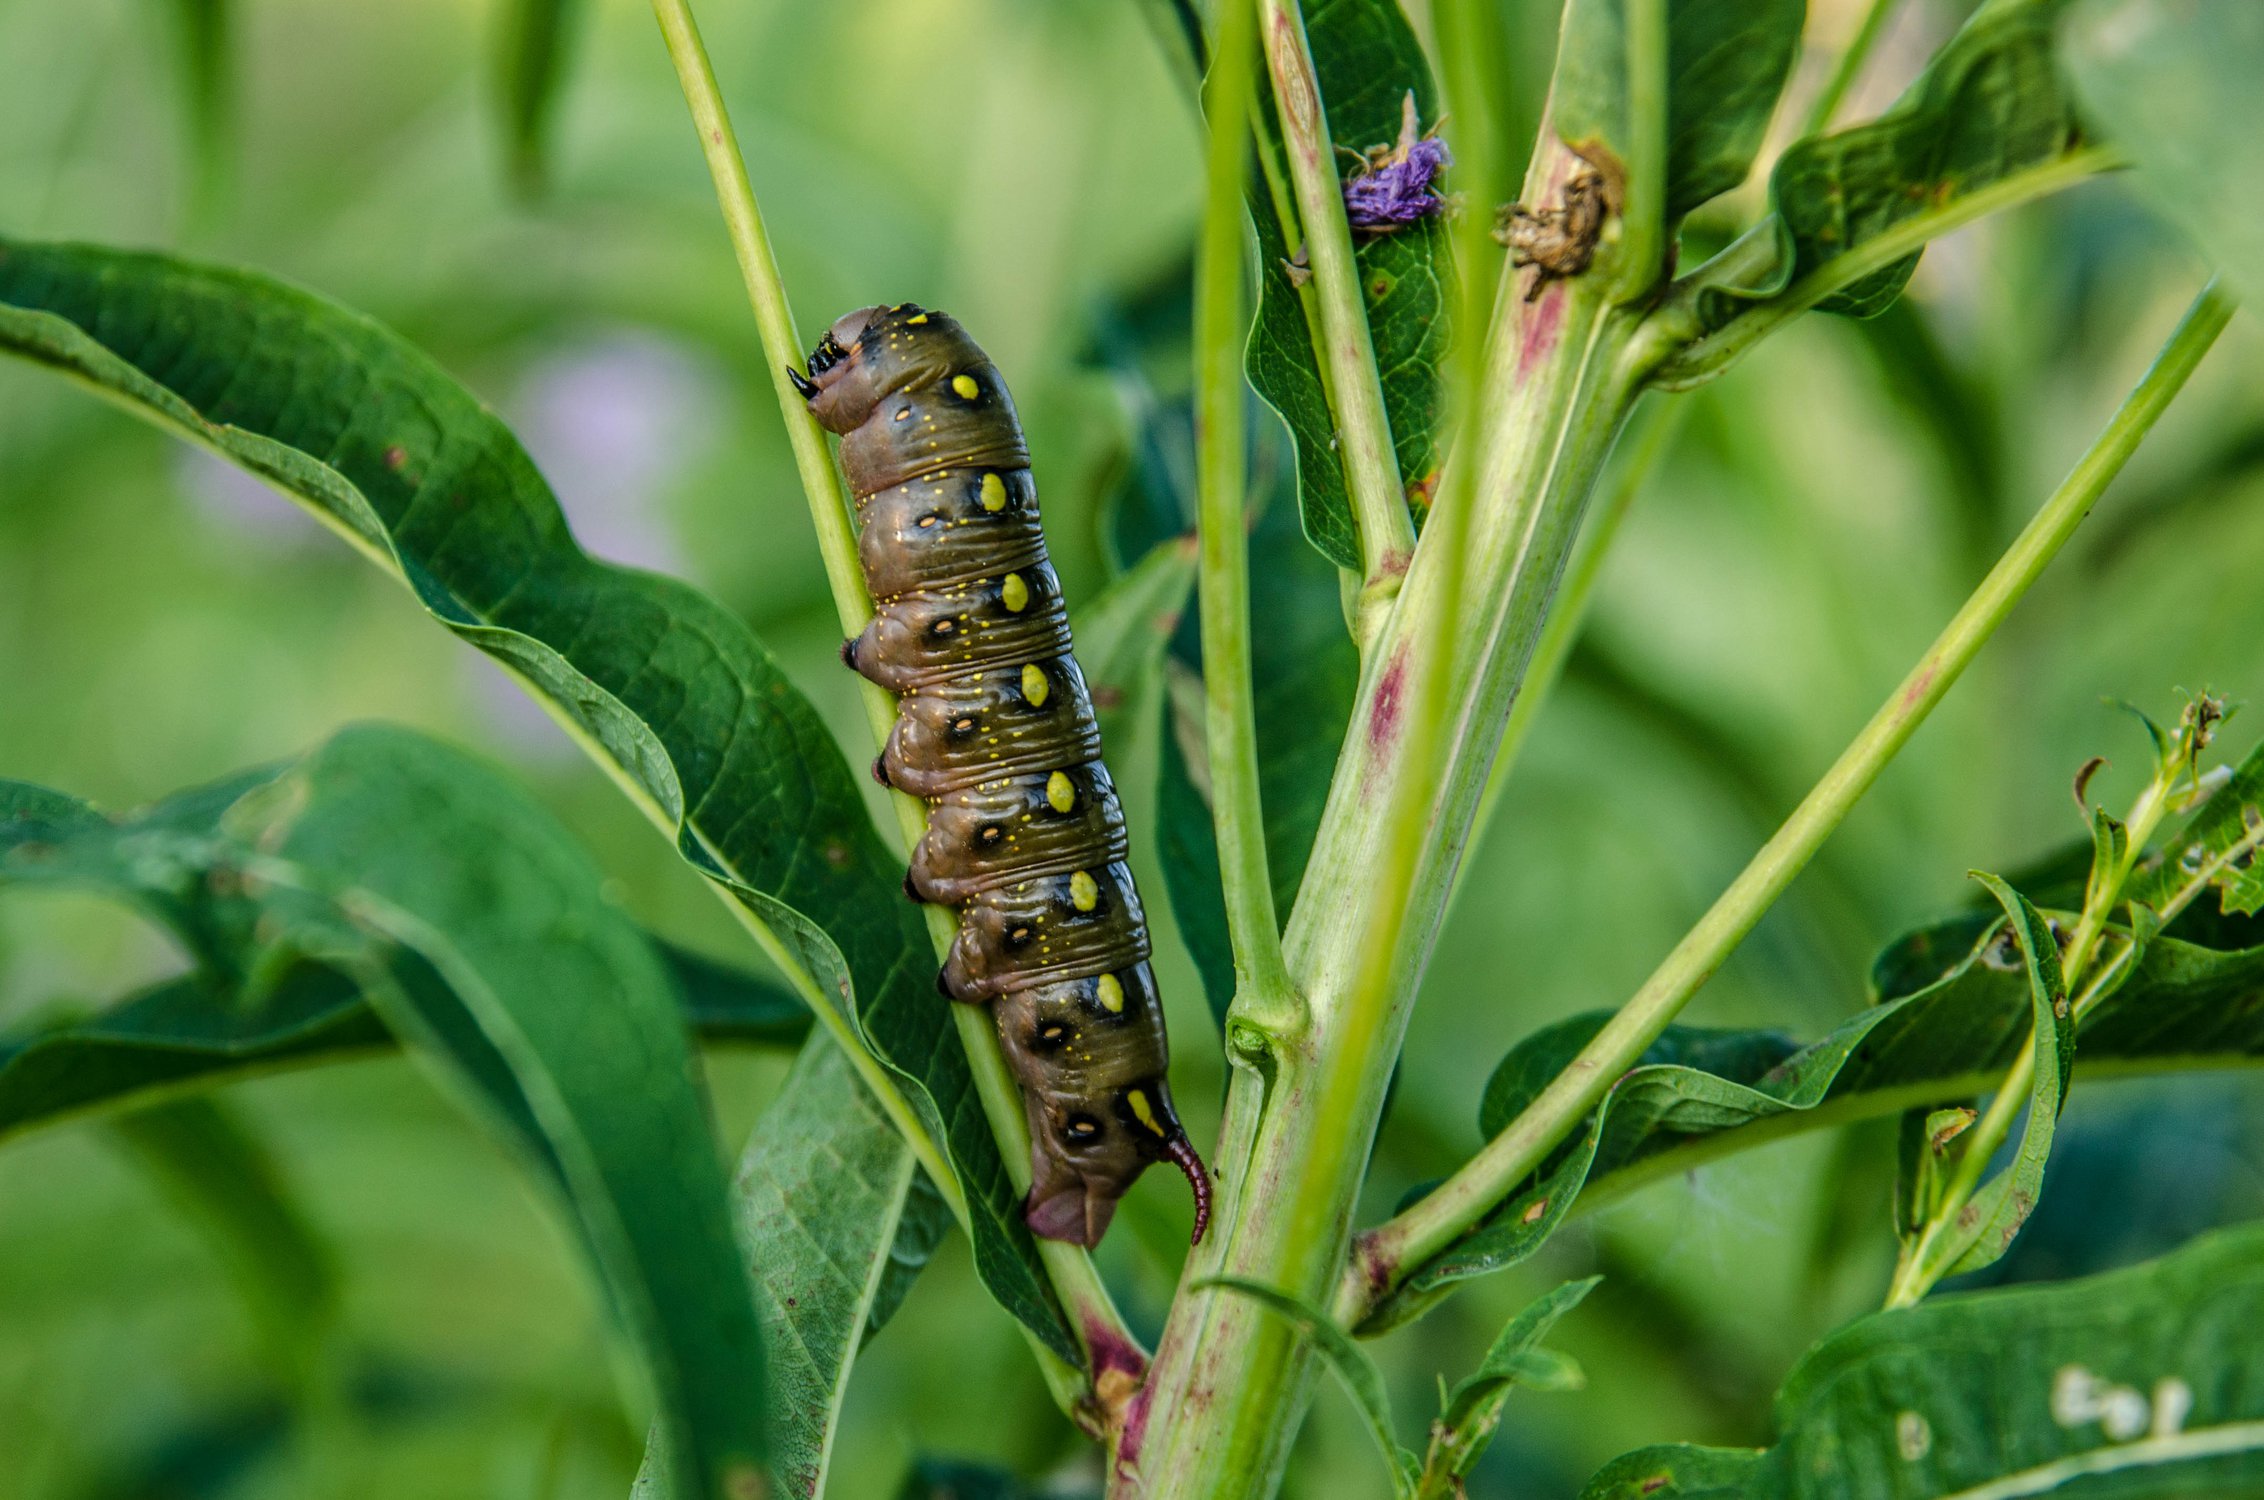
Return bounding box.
[792,303,1209,1248]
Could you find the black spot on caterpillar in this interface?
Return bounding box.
[799,303,1209,1248]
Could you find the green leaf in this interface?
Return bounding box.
[1159,489,1359,1019]
[1919,873,2073,1280]
[2,777,805,1143]
[1422,1278,1597,1495]
[1244,0,1447,569]
[892,1458,1091,1500]
[1551,0,1805,221]
[637,1035,951,1500]
[1376,898,2264,1331]
[6,727,768,1496]
[0,237,1076,1364]
[1703,0,2091,326]
[2063,0,2264,306]
[154,0,232,213]
[1581,1222,2264,1497]
[2130,734,2264,920]
[1203,1276,1421,1497]
[494,0,588,196]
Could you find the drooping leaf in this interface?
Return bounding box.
[1205,1276,1421,1497]
[2,776,806,1143]
[2063,0,2264,307]
[1375,902,2264,1331]
[1550,0,1805,222]
[1244,0,1448,569]
[0,238,1076,1363]
[1581,1221,2264,1497]
[633,1034,951,1500]
[494,0,588,196]
[1696,0,2095,328]
[8,727,768,1496]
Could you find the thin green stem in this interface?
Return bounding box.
[647,0,1130,1408]
[1796,0,1904,140]
[1354,280,2232,1313]
[1198,0,1300,1037]
[1256,0,1414,636]
[1615,0,1668,300]
[1645,146,2121,390]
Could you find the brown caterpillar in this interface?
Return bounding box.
[792,303,1209,1248]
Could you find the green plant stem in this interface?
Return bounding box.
[1121,133,1646,1499]
[1197,0,1299,1037]
[1460,394,1687,878]
[1797,0,1904,140]
[1256,0,1414,639]
[1645,145,2121,390]
[1886,691,2209,1309]
[1614,0,1668,301]
[647,0,1130,1412]
[1353,279,2232,1315]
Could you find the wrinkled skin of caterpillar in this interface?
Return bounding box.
[796,303,1209,1249]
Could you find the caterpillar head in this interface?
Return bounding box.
[793,302,983,433]
[995,967,1211,1248]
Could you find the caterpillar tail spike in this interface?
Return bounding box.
[784,364,818,401]
[799,302,1207,1247]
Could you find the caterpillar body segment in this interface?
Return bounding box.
[798,303,1209,1249]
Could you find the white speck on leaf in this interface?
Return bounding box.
[1896,1411,1932,1461]
[2101,1385,2149,1441]
[2151,1377,2194,1439]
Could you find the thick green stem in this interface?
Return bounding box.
[1354,280,2232,1315]
[1460,394,1687,877]
[1117,132,1643,1498]
[1197,0,1300,1035]
[1257,0,1414,637]
[647,0,1131,1411]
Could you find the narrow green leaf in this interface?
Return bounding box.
[1582,1222,2264,1496]
[1244,0,1447,569]
[233,726,767,1496]
[0,238,1076,1363]
[635,1034,951,1500]
[1376,900,2264,1330]
[1204,1276,1421,1497]
[1925,873,2073,1279]
[2063,0,2264,306]
[2,776,806,1143]
[1071,534,1197,755]
[494,0,588,196]
[153,0,232,214]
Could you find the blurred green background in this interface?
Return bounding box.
[4,0,2264,1495]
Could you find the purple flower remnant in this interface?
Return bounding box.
[1343,92,1452,233]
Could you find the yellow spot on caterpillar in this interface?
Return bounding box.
[893,406,911,422]
[979,473,1007,511]
[1097,974,1125,1013]
[1127,1088,1165,1135]
[1046,771,1076,813]
[1021,663,1049,707]
[1001,573,1029,612]
[1069,870,1099,911]
[951,373,980,400]
[907,312,930,324]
